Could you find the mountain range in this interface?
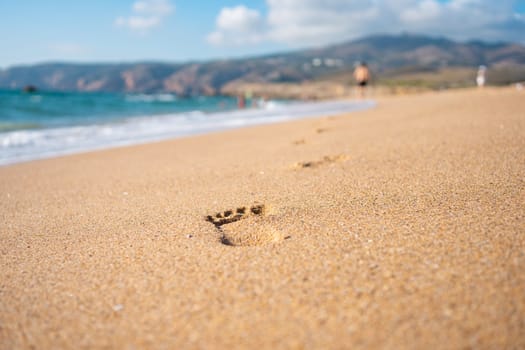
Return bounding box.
[1,33,524,95]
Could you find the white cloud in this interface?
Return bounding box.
[207,5,266,45]
[115,0,174,33]
[400,0,442,23]
[266,0,380,44]
[207,0,525,47]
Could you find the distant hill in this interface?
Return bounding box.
[1,34,524,95]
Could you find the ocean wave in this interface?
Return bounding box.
[125,93,177,103]
[0,99,375,166]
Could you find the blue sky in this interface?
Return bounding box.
[0,0,524,68]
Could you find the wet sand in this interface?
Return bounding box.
[1,88,524,349]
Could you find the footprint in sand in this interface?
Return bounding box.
[292,154,348,169]
[292,126,330,145]
[206,204,289,247]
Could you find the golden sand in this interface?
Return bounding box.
[1,88,524,349]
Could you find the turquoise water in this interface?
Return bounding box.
[0,89,375,165]
[0,89,237,132]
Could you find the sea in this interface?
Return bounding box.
[0,90,375,166]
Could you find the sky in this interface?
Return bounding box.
[0,0,524,68]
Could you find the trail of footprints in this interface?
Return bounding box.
[205,127,345,247]
[206,204,288,247]
[292,125,348,169]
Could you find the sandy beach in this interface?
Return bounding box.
[1,88,524,349]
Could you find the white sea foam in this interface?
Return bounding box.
[125,93,177,103]
[0,99,375,166]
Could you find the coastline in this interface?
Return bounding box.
[1,87,524,348]
[0,98,375,166]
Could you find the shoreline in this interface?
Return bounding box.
[0,98,375,167]
[1,87,524,348]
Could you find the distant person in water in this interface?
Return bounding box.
[23,85,38,93]
[476,65,486,88]
[353,62,370,98]
[237,94,246,109]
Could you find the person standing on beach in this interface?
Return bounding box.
[476,65,486,88]
[354,62,370,98]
